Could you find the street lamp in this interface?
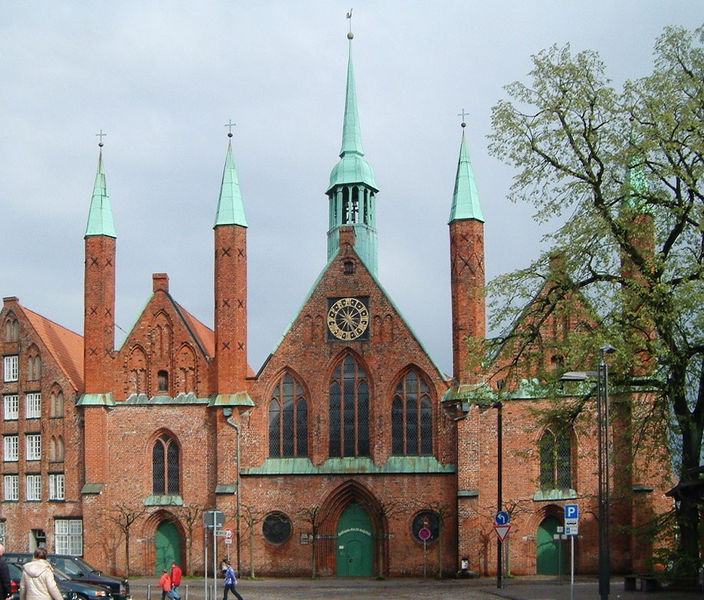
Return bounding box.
[596,345,615,600]
[561,344,615,600]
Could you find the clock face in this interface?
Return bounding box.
[327,297,370,341]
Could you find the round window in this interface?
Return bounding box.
[411,510,440,543]
[262,511,292,544]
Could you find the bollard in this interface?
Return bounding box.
[146,584,151,600]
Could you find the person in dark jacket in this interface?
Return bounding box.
[0,544,11,600]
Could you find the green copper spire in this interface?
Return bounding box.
[214,129,247,228]
[326,23,379,277]
[624,130,650,213]
[449,122,484,224]
[85,138,116,238]
[327,31,378,192]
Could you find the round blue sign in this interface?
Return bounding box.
[495,511,510,526]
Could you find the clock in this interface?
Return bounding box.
[327,297,370,341]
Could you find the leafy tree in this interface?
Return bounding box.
[487,24,704,575]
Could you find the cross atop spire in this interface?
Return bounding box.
[96,129,107,147]
[457,109,468,128]
[346,8,353,38]
[224,120,236,138]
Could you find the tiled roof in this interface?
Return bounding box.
[22,305,83,391]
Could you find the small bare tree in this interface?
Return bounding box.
[102,503,148,577]
[240,505,265,579]
[168,504,204,575]
[363,497,409,579]
[413,500,454,579]
[296,505,333,578]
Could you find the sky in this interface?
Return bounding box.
[2,1,702,375]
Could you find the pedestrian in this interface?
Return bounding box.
[157,569,173,600]
[19,548,63,600]
[222,559,243,600]
[0,543,12,600]
[170,563,182,600]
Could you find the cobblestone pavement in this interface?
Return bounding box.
[128,576,703,600]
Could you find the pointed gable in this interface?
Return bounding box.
[20,304,84,391]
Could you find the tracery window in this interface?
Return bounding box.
[4,318,18,343]
[539,426,573,490]
[152,433,180,494]
[329,355,369,457]
[392,370,433,456]
[268,373,308,458]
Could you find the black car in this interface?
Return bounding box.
[6,560,77,600]
[5,554,129,600]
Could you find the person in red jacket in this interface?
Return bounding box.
[157,570,173,600]
[170,563,182,600]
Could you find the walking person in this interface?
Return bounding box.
[0,544,12,600]
[169,563,182,600]
[222,559,243,600]
[157,569,173,600]
[19,548,63,600]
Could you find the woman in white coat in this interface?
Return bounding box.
[19,548,63,600]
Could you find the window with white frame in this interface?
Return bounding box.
[55,519,82,556]
[26,393,41,419]
[26,434,41,461]
[49,473,65,501]
[3,436,18,462]
[3,356,18,382]
[0,520,5,542]
[4,475,18,501]
[3,395,18,421]
[26,474,41,501]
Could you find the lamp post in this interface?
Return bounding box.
[561,344,615,600]
[597,345,615,600]
[495,379,504,590]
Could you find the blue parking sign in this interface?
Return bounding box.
[564,504,579,520]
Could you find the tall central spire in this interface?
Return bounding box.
[327,18,379,276]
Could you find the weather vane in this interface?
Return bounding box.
[224,119,236,138]
[346,8,353,39]
[96,129,107,147]
[457,109,468,128]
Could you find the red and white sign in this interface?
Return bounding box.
[494,524,511,541]
[224,529,233,539]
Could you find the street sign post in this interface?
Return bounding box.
[494,524,511,542]
[564,504,579,600]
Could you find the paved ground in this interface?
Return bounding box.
[129,575,703,600]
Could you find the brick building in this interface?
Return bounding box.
[0,31,670,579]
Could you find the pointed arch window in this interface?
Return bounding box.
[268,373,308,458]
[5,318,18,343]
[539,427,573,490]
[329,355,370,457]
[392,370,433,456]
[152,434,180,494]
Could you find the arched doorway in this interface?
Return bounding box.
[155,521,182,574]
[537,515,565,575]
[336,503,374,577]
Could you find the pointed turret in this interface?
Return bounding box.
[326,26,379,276]
[214,128,249,401]
[449,119,486,383]
[85,146,117,238]
[449,127,484,224]
[82,135,116,489]
[215,134,248,227]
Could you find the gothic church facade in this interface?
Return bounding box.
[0,32,670,579]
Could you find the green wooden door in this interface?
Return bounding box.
[155,521,181,575]
[336,503,374,577]
[537,516,565,575]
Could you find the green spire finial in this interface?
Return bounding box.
[449,115,484,224]
[85,132,117,238]
[215,122,248,228]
